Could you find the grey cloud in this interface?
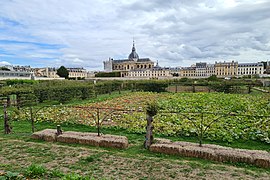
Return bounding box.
[126,0,270,64]
[0,0,269,69]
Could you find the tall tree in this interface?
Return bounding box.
[57,66,69,79]
[0,67,11,71]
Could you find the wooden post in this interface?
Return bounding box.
[93,84,97,98]
[6,96,10,107]
[56,125,62,136]
[109,84,112,95]
[199,113,204,147]
[16,94,21,110]
[144,112,154,149]
[175,85,178,93]
[30,107,35,133]
[121,82,124,90]
[131,83,134,92]
[248,85,251,94]
[97,108,100,136]
[4,104,11,134]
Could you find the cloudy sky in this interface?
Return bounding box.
[0,0,270,70]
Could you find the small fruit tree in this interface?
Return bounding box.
[144,101,158,149]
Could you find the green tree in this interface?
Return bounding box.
[57,66,69,79]
[0,66,11,71]
[207,75,218,81]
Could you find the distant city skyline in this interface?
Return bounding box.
[0,0,270,70]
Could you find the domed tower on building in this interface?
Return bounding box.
[103,40,155,76]
[128,41,139,62]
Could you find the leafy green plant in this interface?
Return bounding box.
[62,173,89,180]
[49,169,64,178]
[146,101,159,116]
[0,171,21,180]
[24,164,46,178]
[9,92,270,144]
[80,153,102,163]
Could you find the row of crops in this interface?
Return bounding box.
[10,92,270,144]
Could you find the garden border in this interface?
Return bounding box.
[150,138,270,168]
[32,129,128,149]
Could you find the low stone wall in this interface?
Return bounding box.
[150,138,270,168]
[32,129,128,149]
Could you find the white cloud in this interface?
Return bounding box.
[0,0,269,70]
[0,61,11,66]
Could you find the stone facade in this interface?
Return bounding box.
[36,67,89,79]
[181,67,196,77]
[178,61,266,78]
[0,70,33,80]
[103,41,155,77]
[126,68,171,78]
[214,61,238,78]
[266,61,270,74]
[238,63,264,76]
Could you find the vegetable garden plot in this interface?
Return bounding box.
[10,92,270,144]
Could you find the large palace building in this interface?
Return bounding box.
[103,41,155,77]
[102,41,268,79]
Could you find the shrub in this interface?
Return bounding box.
[146,101,159,116]
[24,164,46,178]
[135,80,168,92]
[207,75,219,81]
[63,173,89,180]
[6,79,38,86]
[95,71,121,77]
[1,171,20,180]
[49,169,64,178]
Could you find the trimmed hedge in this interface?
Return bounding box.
[95,72,121,77]
[0,78,264,105]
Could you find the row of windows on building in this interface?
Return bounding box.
[239,67,262,71]
[0,72,31,77]
[113,64,153,70]
[127,70,168,77]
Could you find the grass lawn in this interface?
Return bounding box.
[0,119,270,179]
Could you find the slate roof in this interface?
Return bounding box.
[112,58,152,64]
[238,63,263,67]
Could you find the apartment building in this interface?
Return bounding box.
[238,63,264,76]
[214,61,238,78]
[194,63,215,78]
[127,68,171,78]
[35,67,88,79]
[0,70,33,80]
[181,67,196,77]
